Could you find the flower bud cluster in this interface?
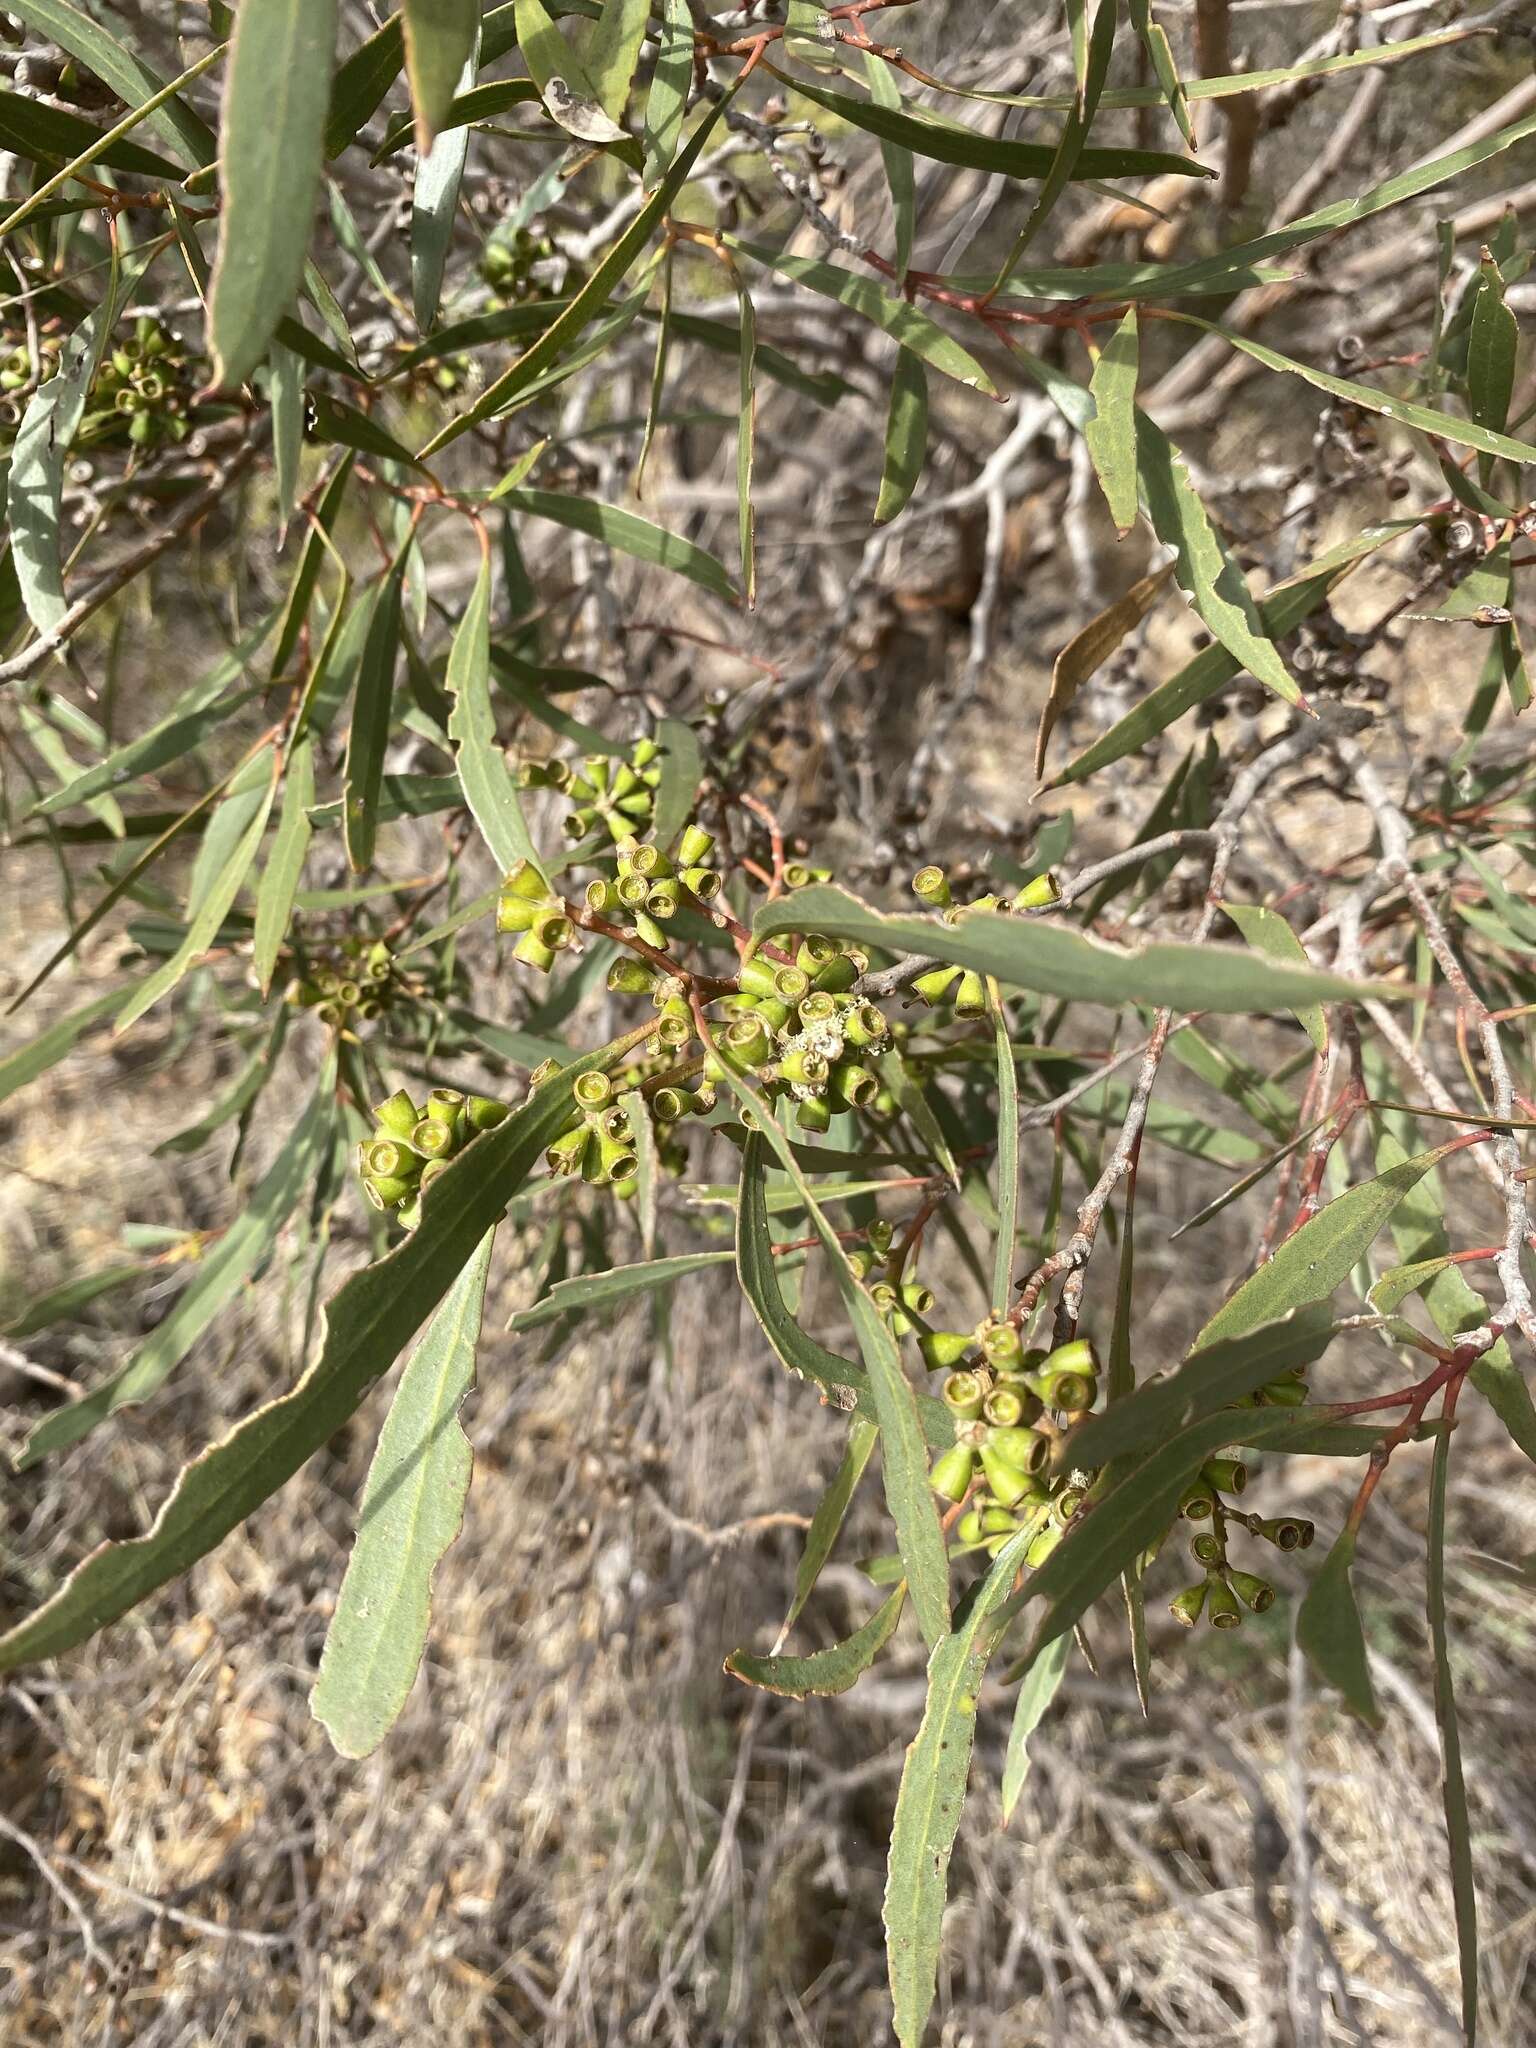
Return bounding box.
[907,865,1061,1014]
[355,1086,509,1228]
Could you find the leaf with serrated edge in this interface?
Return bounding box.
[726,1583,905,1697]
[0,1033,643,1672]
[312,1225,494,1756]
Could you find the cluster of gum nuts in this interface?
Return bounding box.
[355,1086,509,1227]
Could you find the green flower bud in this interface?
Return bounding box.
[646,879,682,919]
[412,1117,457,1160]
[513,931,557,973]
[1011,872,1061,912]
[1258,1378,1309,1407]
[797,935,839,971]
[608,956,658,995]
[1180,1480,1216,1521]
[901,1279,934,1316]
[1227,1569,1275,1613]
[652,1014,691,1052]
[1026,1521,1063,1568]
[418,1158,450,1192]
[1169,1581,1207,1628]
[911,866,951,908]
[982,1507,1022,1536]
[841,1003,889,1048]
[496,891,539,933]
[773,964,811,1003]
[1190,1529,1225,1568]
[795,1097,831,1133]
[738,956,780,999]
[425,1088,464,1126]
[943,1370,985,1418]
[676,822,714,867]
[617,871,650,909]
[502,858,550,904]
[866,1220,894,1259]
[980,1445,1034,1508]
[981,1323,1024,1371]
[373,1089,419,1138]
[632,910,669,952]
[983,1386,1026,1429]
[1043,1338,1098,1379]
[612,1175,639,1201]
[930,1444,975,1502]
[1039,1369,1096,1413]
[1256,1516,1314,1551]
[957,1509,987,1546]
[1052,1486,1086,1525]
[725,1015,772,1068]
[574,1070,613,1111]
[987,1425,1047,1478]
[812,954,858,994]
[1202,1458,1247,1497]
[919,1330,972,1372]
[912,964,961,1006]
[585,878,621,915]
[365,1174,414,1208]
[798,991,839,1027]
[779,1047,828,1089]
[783,862,829,889]
[528,1059,560,1090]
[954,971,988,1017]
[597,1130,639,1182]
[584,755,612,794]
[830,1062,879,1110]
[364,1138,417,1182]
[465,1096,508,1131]
[1205,1575,1242,1629]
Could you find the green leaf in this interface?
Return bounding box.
[728,1084,951,1650]
[1427,1409,1479,2041]
[252,737,316,995]
[991,993,1019,1316]
[5,0,214,168]
[509,1250,733,1330]
[515,0,624,141]
[0,976,149,1107]
[754,883,1406,1013]
[737,1133,870,1410]
[641,0,691,182]
[1001,1628,1069,1823]
[307,393,420,470]
[1085,305,1138,534]
[410,18,480,329]
[0,86,182,178]
[1467,249,1517,440]
[726,1583,906,1697]
[736,280,757,607]
[447,552,542,877]
[311,1225,495,1757]
[786,1416,879,1631]
[994,0,1118,270]
[885,1525,1033,2048]
[651,716,702,853]
[113,750,279,1035]
[402,0,478,152]
[1297,1527,1382,1726]
[1064,1306,1334,1472]
[373,79,540,162]
[785,75,1208,186]
[499,487,736,603]
[210,0,340,386]
[875,348,928,526]
[1044,521,1414,786]
[0,1037,631,1672]
[18,1074,337,1467]
[9,298,112,634]
[728,236,998,396]
[343,551,408,872]
[272,455,355,679]
[1195,1144,1457,1348]
[1135,411,1301,707]
[864,48,915,277]
[1179,318,1536,470]
[1222,902,1327,1054]
[4,1263,145,1340]
[588,0,651,122]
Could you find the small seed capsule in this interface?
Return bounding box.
[929,1445,976,1503]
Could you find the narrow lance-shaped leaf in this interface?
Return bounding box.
[4,0,214,168]
[0,1035,641,1673]
[588,0,651,122]
[1223,901,1327,1054]
[402,0,478,153]
[650,716,702,852]
[210,0,340,387]
[115,749,280,1035]
[754,882,1410,1014]
[311,1225,496,1757]
[875,348,928,527]
[642,0,691,182]
[994,0,1118,273]
[1466,247,1517,440]
[1001,1630,1070,1823]
[885,1526,1033,2048]
[344,550,409,872]
[499,487,736,603]
[1427,1412,1480,2042]
[737,280,757,608]
[1036,562,1171,779]
[515,0,625,142]
[411,18,480,329]
[726,1583,906,1698]
[509,1250,734,1330]
[447,551,543,878]
[991,991,1019,1316]
[1297,1526,1382,1726]
[1084,305,1139,535]
[253,736,316,995]
[9,287,116,634]
[864,47,915,277]
[784,1416,879,1633]
[18,1071,337,1467]
[1135,410,1302,708]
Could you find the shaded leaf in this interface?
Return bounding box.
[447,552,542,877]
[1427,1405,1479,2041]
[411,19,480,328]
[4,1263,144,1340]
[1467,248,1517,441]
[311,1225,495,1756]
[402,0,478,153]
[1036,562,1170,778]
[1085,305,1139,533]
[991,992,1019,1315]
[785,1416,879,1632]
[1223,902,1327,1054]
[343,552,408,871]
[509,1250,733,1330]
[6,0,214,168]
[642,0,691,182]
[1297,1527,1382,1726]
[588,0,651,122]
[0,86,181,178]
[652,717,703,853]
[1001,1629,1069,1823]
[726,1583,906,1697]
[864,47,915,277]
[875,348,928,526]
[252,737,315,995]
[498,487,736,602]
